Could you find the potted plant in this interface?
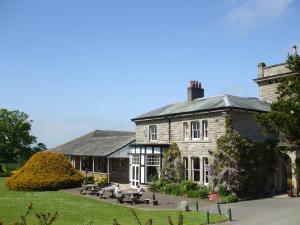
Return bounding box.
[287,178,294,197]
[148,177,159,206]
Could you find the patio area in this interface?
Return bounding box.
[62,185,218,212]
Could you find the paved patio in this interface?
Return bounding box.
[63,186,218,211]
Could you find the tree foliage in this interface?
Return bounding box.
[161,143,184,182]
[0,109,46,163]
[256,53,300,151]
[209,116,278,196]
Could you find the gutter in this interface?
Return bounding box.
[132,107,269,122]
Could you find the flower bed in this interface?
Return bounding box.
[148,179,238,203]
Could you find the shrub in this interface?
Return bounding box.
[82,176,94,185]
[170,185,182,196]
[180,180,198,193]
[94,175,108,187]
[6,151,84,191]
[217,185,230,197]
[187,190,200,198]
[198,186,210,199]
[217,194,238,204]
[162,183,175,195]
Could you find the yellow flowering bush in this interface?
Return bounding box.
[6,151,84,191]
[94,175,108,187]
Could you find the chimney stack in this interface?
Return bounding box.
[291,45,298,57]
[187,80,204,101]
[258,62,266,78]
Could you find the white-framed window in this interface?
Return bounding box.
[192,157,200,182]
[183,157,189,180]
[149,125,157,142]
[146,155,160,166]
[202,120,209,140]
[132,155,140,165]
[146,155,160,182]
[191,121,200,140]
[183,122,189,141]
[203,157,209,185]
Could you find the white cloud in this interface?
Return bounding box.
[225,0,294,35]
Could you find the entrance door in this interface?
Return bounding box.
[131,165,139,187]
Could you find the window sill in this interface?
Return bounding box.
[180,140,211,143]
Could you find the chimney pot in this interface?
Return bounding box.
[187,80,204,101]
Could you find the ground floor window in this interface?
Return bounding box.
[192,157,200,182]
[183,157,188,180]
[146,155,160,182]
[203,157,209,185]
[81,156,93,171]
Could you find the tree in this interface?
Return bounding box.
[209,116,254,194]
[256,52,300,195]
[0,109,46,163]
[161,143,184,182]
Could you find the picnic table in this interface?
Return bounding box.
[80,184,100,195]
[116,191,142,204]
[101,186,115,198]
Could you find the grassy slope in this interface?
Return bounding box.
[0,178,226,225]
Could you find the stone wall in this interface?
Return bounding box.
[259,81,279,103]
[230,110,269,143]
[134,110,269,183]
[263,63,290,78]
[135,112,226,183]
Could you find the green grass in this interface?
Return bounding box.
[0,178,226,225]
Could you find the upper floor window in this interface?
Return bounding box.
[149,125,157,142]
[191,121,200,140]
[183,122,189,141]
[202,120,208,140]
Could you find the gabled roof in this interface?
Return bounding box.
[132,94,270,121]
[52,130,135,157]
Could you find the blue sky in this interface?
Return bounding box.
[0,0,299,148]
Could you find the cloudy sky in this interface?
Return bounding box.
[0,0,299,148]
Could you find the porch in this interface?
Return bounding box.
[67,155,129,184]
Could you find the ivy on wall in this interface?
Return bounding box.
[209,116,278,197]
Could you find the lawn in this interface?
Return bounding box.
[0,178,226,225]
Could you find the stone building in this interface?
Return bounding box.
[130,45,299,193]
[130,82,270,188]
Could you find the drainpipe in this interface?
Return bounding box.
[168,118,171,143]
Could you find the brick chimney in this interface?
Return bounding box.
[187,80,204,101]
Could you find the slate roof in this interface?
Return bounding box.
[52,130,135,156]
[132,94,270,121]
